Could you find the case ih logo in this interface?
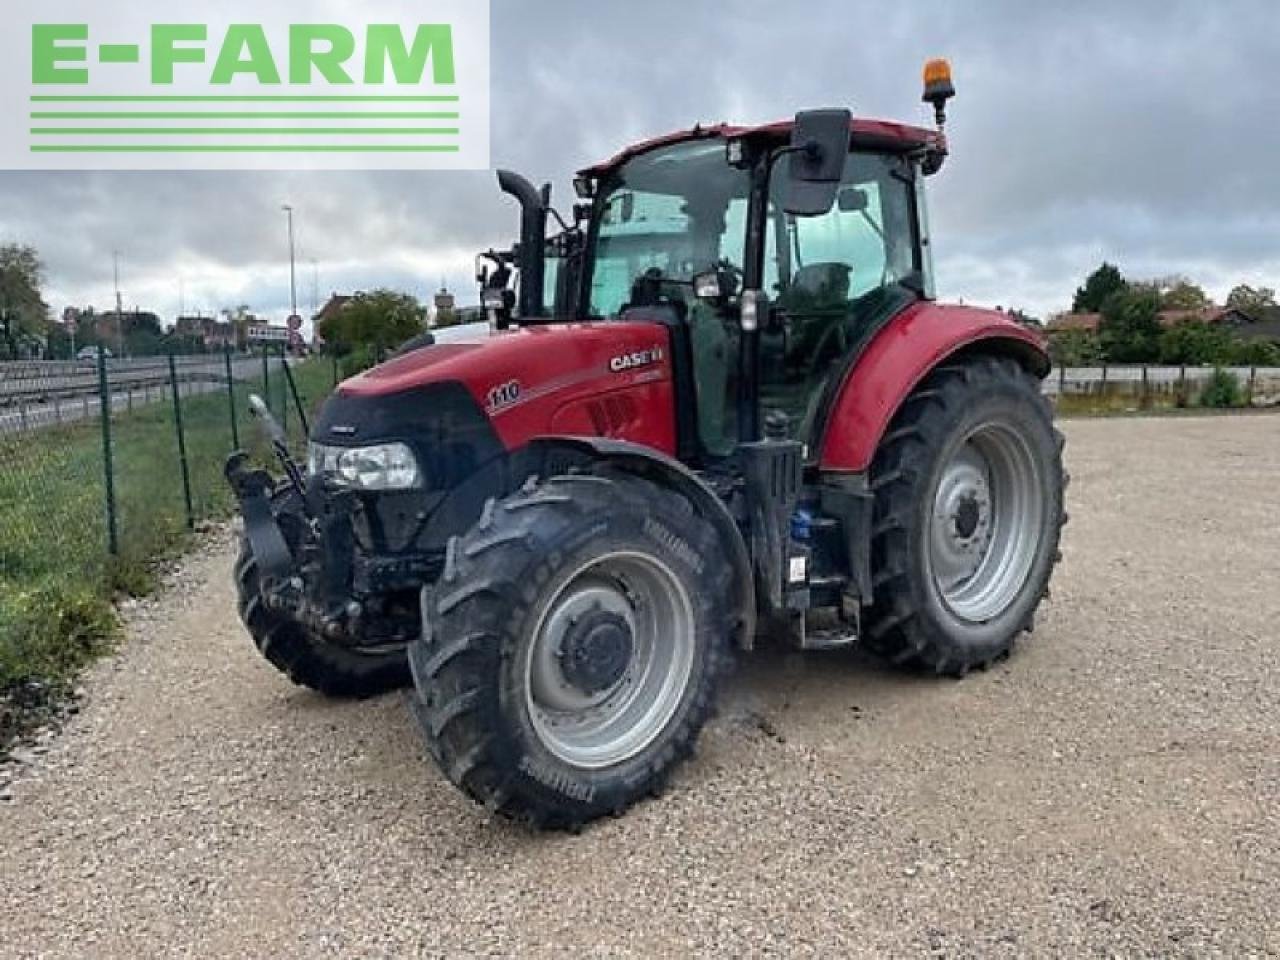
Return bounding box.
[609,346,664,373]
[2,0,490,171]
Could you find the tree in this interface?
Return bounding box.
[1072,262,1127,313]
[1155,277,1211,311]
[1098,287,1162,363]
[1225,284,1277,319]
[123,312,163,356]
[317,289,425,357]
[1158,321,1233,365]
[0,244,50,358]
[1229,338,1280,367]
[1049,329,1103,366]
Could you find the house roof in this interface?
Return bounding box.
[1046,306,1254,334]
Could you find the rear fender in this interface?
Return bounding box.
[818,303,1050,473]
[528,436,757,649]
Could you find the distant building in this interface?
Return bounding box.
[175,314,236,349]
[1234,306,1280,345]
[313,294,352,328]
[432,286,456,328]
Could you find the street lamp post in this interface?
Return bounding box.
[282,204,298,320]
[113,250,125,359]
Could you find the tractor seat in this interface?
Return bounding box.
[785,262,852,311]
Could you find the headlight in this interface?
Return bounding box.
[307,441,421,491]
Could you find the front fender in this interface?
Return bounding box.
[818,303,1050,473]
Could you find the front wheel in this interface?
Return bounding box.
[409,472,733,829]
[865,354,1066,675]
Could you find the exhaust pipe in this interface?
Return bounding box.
[497,169,548,320]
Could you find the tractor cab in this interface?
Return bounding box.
[580,121,936,460]
[492,97,949,469]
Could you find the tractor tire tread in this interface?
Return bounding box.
[863,354,1066,675]
[410,471,732,830]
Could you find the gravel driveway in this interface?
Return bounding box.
[1,414,1277,958]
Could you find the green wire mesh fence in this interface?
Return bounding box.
[0,346,336,710]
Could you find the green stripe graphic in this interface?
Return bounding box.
[31,127,460,136]
[30,144,462,153]
[30,95,460,103]
[32,111,460,120]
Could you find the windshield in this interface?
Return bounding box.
[588,140,751,317]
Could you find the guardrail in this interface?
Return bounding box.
[0,355,268,435]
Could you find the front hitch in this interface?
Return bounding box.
[224,452,294,581]
[223,393,308,581]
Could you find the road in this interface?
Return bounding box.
[1,414,1277,957]
[0,356,263,436]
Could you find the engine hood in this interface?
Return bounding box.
[335,321,676,453]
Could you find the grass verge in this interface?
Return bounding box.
[0,357,336,756]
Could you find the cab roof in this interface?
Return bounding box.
[578,117,941,178]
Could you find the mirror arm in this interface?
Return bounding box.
[546,206,572,232]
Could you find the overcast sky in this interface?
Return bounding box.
[2,0,1278,323]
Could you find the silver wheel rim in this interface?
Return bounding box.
[928,422,1044,623]
[523,551,696,770]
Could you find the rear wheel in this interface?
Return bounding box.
[409,472,733,829]
[865,355,1065,674]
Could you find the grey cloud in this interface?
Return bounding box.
[2,0,1278,322]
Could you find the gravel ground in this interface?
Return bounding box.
[1,414,1277,959]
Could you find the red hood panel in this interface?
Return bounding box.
[340,323,668,399]
[337,322,678,454]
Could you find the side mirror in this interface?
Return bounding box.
[782,109,852,217]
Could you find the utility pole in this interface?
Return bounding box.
[282,204,298,320]
[310,259,319,318]
[113,250,125,358]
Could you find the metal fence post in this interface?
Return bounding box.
[168,353,195,529]
[331,352,339,387]
[1248,366,1257,405]
[1059,365,1066,392]
[261,348,271,412]
[224,346,240,449]
[281,348,311,438]
[97,346,119,556]
[1141,365,1149,407]
[276,344,289,436]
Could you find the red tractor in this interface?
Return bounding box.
[228,61,1065,828]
